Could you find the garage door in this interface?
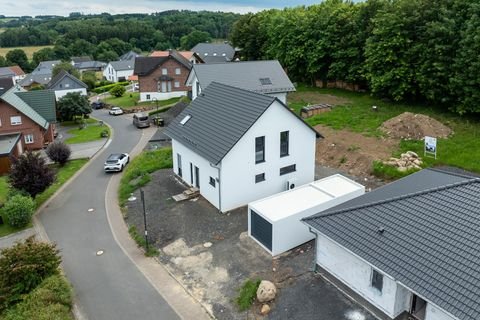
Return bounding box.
[251,210,272,251]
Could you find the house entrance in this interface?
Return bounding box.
[410,294,427,320]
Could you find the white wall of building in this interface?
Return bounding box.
[315,232,402,318]
[426,303,456,320]
[54,88,87,101]
[394,285,411,316]
[103,65,134,82]
[267,92,287,104]
[220,101,316,212]
[171,140,220,208]
[140,91,186,102]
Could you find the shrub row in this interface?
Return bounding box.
[93,81,129,94]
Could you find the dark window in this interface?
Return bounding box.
[280,164,296,175]
[280,131,289,157]
[209,177,216,187]
[255,173,265,183]
[177,154,182,177]
[190,163,193,184]
[146,94,151,100]
[255,136,265,164]
[371,269,383,292]
[259,77,272,85]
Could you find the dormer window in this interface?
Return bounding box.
[180,115,192,125]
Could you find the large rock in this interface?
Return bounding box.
[260,304,271,315]
[257,280,277,303]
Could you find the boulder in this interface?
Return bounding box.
[257,280,277,303]
[406,151,419,158]
[260,304,271,315]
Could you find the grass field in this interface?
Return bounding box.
[0,158,88,237]
[290,85,480,174]
[0,45,53,59]
[105,92,181,109]
[64,120,110,144]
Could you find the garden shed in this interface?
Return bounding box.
[248,174,364,256]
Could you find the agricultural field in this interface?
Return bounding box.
[0,45,53,59]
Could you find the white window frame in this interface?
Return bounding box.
[162,68,168,75]
[175,68,181,75]
[174,81,180,88]
[24,134,34,144]
[10,116,22,125]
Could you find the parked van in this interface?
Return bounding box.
[133,112,150,128]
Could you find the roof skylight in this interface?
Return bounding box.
[180,114,192,125]
[259,77,272,85]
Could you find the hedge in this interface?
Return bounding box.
[93,81,129,94]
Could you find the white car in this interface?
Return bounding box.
[104,153,129,172]
[109,107,124,115]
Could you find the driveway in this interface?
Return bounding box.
[38,110,180,320]
[126,169,377,320]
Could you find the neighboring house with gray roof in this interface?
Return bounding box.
[47,70,88,100]
[191,42,235,64]
[186,60,295,104]
[0,66,26,83]
[73,60,106,73]
[303,167,479,320]
[119,51,141,61]
[103,59,135,82]
[164,82,321,212]
[20,60,61,89]
[0,86,56,153]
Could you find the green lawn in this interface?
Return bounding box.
[0,159,88,237]
[290,85,480,174]
[64,120,110,144]
[105,93,181,109]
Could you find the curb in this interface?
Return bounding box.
[104,127,212,320]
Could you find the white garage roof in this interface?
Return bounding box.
[249,175,364,222]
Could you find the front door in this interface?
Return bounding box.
[194,166,200,189]
[411,295,427,320]
[161,81,167,92]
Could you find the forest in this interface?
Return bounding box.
[230,0,480,114]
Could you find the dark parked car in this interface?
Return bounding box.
[91,101,106,110]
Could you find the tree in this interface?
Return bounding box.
[81,71,96,90]
[52,61,80,79]
[5,49,30,72]
[2,194,35,228]
[180,30,211,50]
[32,47,57,66]
[0,237,61,309]
[57,92,91,121]
[46,141,71,166]
[109,84,126,97]
[9,152,55,198]
[0,56,7,68]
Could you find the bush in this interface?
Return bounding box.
[3,194,35,228]
[0,237,61,309]
[109,84,126,97]
[235,278,261,311]
[93,81,129,94]
[46,141,71,166]
[3,275,73,320]
[9,152,55,197]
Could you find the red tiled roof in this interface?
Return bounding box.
[9,65,25,76]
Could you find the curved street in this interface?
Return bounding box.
[38,109,180,320]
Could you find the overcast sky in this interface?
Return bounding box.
[3,0,322,17]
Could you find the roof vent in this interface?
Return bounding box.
[259,77,272,85]
[377,227,385,234]
[180,114,192,125]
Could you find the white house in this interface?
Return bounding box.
[103,60,135,82]
[46,70,88,101]
[164,82,321,212]
[186,60,296,104]
[303,167,480,320]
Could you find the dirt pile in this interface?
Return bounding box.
[380,112,452,140]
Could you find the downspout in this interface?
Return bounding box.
[308,227,318,272]
[210,162,222,213]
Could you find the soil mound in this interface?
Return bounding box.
[380,112,452,140]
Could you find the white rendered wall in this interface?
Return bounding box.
[315,232,400,318]
[220,101,316,212]
[394,285,411,317]
[171,140,220,209]
[267,92,287,104]
[115,69,134,82]
[54,88,87,101]
[140,91,186,102]
[426,303,456,320]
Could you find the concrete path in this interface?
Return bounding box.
[37,110,182,320]
[0,227,36,250]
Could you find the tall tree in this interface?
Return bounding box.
[52,61,80,79]
[180,30,211,50]
[5,49,30,72]
[56,92,91,121]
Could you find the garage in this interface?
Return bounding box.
[248,174,364,256]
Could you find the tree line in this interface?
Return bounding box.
[230,0,480,114]
[0,10,239,71]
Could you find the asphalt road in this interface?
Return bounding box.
[38,109,180,320]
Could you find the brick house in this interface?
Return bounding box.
[0,87,56,152]
[134,50,192,102]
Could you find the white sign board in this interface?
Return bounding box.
[424,136,437,159]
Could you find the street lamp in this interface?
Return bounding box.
[153,98,159,111]
[128,189,149,251]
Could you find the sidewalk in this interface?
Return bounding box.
[105,126,211,320]
[0,227,36,250]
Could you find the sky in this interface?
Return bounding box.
[2,0,322,17]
